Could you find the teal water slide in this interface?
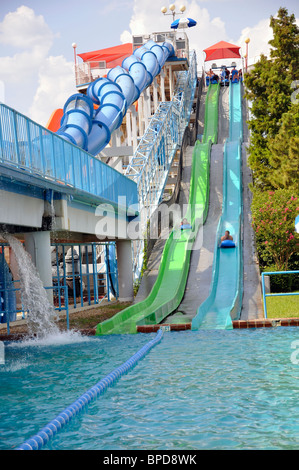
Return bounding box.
[192,81,243,330]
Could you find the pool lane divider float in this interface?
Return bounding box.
[16,329,163,450]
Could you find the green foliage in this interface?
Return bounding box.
[269,7,299,80]
[244,7,299,190]
[268,103,299,190]
[251,189,299,271]
[244,7,299,284]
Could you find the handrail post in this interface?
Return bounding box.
[261,272,267,319]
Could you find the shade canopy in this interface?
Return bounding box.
[203,41,241,62]
[171,17,197,29]
[78,43,133,68]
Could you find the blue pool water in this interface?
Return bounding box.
[0,327,298,450]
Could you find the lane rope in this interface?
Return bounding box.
[16,329,163,450]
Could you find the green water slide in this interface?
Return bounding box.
[192,81,243,330]
[202,83,220,144]
[95,140,211,335]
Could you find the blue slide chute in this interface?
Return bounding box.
[192,81,243,330]
[56,40,175,156]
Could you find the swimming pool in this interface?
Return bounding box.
[0,327,298,450]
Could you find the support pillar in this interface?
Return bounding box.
[24,231,53,303]
[116,239,134,302]
[130,105,138,152]
[153,78,158,112]
[160,70,166,102]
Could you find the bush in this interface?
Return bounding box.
[251,188,299,272]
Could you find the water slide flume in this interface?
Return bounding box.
[202,83,220,144]
[192,81,243,330]
[55,40,175,156]
[96,141,211,335]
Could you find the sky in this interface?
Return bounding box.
[0,0,298,126]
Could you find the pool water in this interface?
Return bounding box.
[0,328,298,450]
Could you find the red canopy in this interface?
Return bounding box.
[203,41,241,62]
[78,43,133,69]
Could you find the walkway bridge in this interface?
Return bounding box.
[0,102,138,239]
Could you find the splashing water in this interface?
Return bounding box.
[2,233,61,339]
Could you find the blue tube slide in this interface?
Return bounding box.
[120,56,148,102]
[55,40,174,156]
[86,79,126,155]
[107,66,136,111]
[56,94,94,150]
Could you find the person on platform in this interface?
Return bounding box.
[231,66,238,82]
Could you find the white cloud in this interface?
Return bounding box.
[236,16,299,66]
[120,0,228,69]
[0,6,54,50]
[0,6,73,126]
[29,56,75,126]
[236,18,273,65]
[120,1,299,73]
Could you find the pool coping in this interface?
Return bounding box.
[137,317,299,333]
[1,319,298,341]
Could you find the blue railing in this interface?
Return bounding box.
[0,283,69,335]
[0,241,117,333]
[261,270,299,318]
[0,103,138,209]
[52,242,118,309]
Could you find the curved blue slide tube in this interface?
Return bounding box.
[16,329,163,450]
[56,94,94,150]
[56,40,174,156]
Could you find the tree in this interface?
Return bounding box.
[251,189,299,272]
[269,7,299,81]
[268,103,299,190]
[244,7,299,189]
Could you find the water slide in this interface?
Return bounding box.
[96,140,211,334]
[202,83,220,144]
[192,81,243,330]
[95,79,221,335]
[54,40,175,156]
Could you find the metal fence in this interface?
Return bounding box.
[51,242,118,310]
[0,241,118,333]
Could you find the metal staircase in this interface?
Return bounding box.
[125,51,198,278]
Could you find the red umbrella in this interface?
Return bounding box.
[203,41,241,62]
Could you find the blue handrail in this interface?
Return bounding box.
[261,271,299,318]
[0,103,138,209]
